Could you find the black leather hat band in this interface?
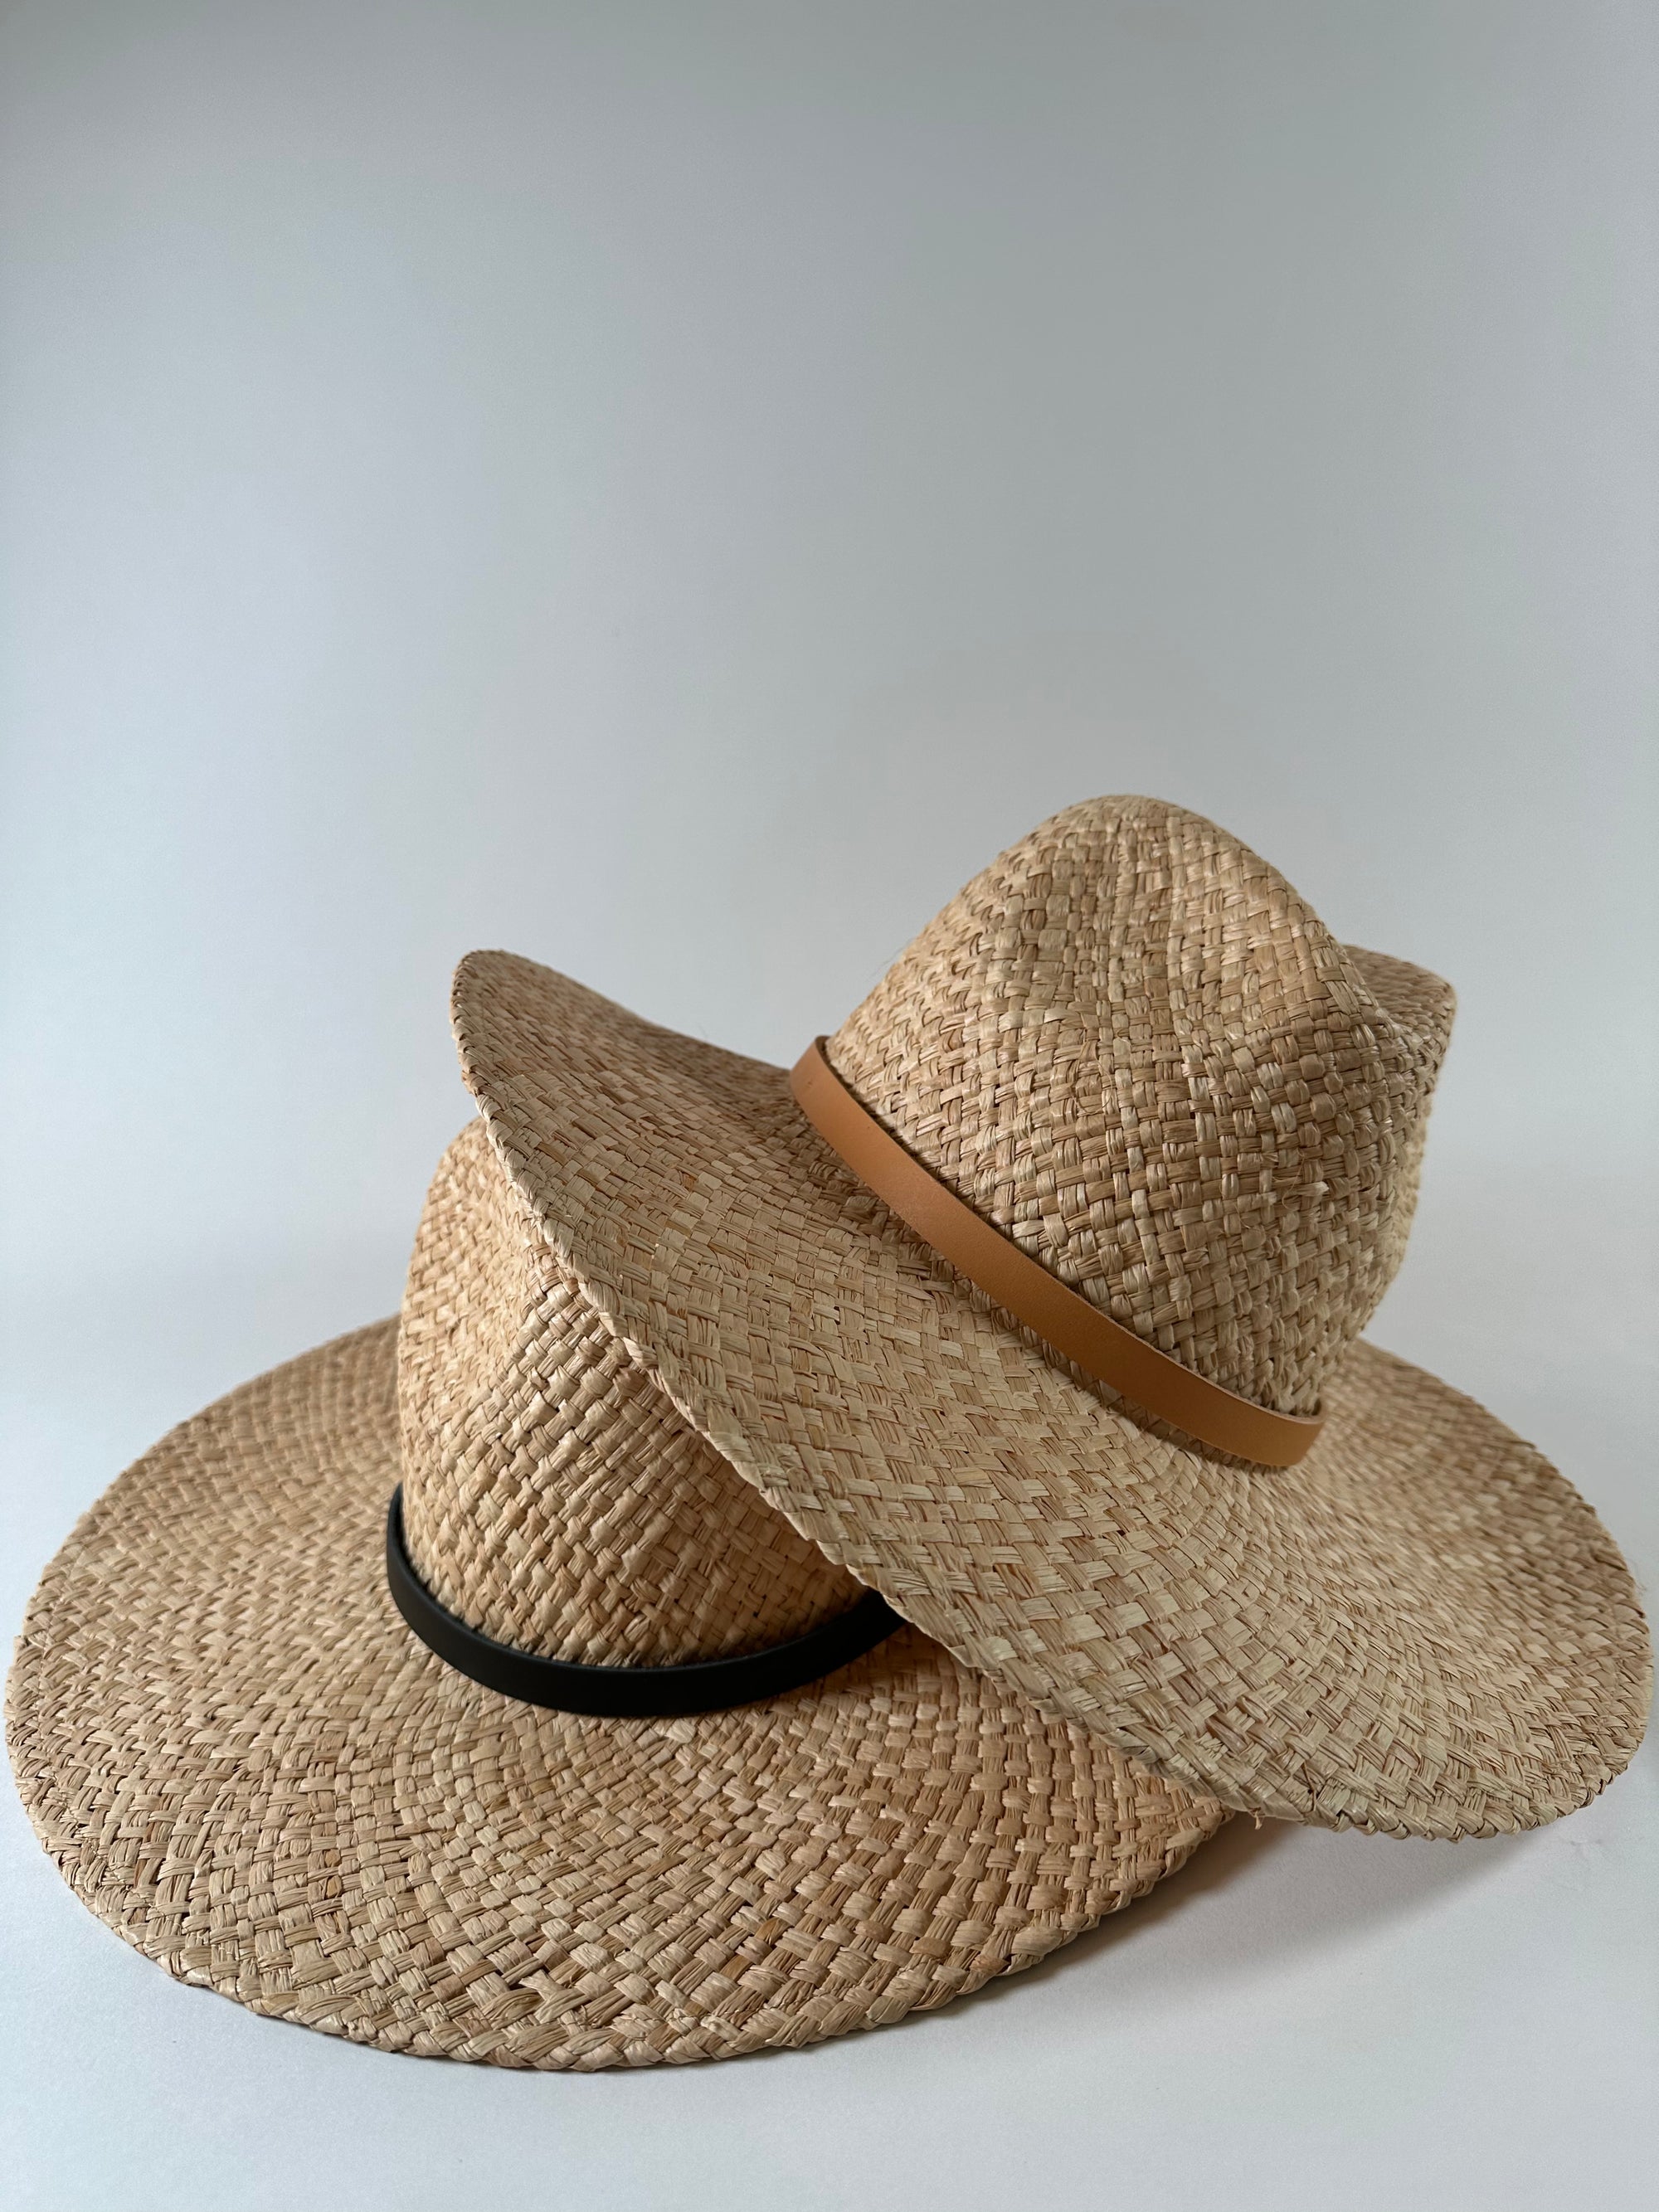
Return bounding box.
[384,1486,905,1718]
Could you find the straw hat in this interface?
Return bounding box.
[7,1111,1228,2070]
[438,795,1648,1836]
[7,793,1647,2067]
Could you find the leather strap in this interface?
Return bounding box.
[385,1487,904,1715]
[790,1038,1325,1468]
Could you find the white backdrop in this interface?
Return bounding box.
[2,6,1654,2209]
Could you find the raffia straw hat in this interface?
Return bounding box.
[7,970,1229,2071]
[7,795,1647,2069]
[435,792,1647,1835]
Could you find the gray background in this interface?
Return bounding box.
[2,4,1654,2207]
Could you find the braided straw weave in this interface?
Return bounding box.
[447,797,1650,1837]
[399,1120,866,1664]
[7,1133,1228,2068]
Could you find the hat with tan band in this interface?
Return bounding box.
[7,795,1647,2071]
[435,794,1650,1836]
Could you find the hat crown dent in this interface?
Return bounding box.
[826,796,1457,1418]
[397,1119,863,1663]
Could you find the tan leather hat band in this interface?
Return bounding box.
[790,1038,1324,1469]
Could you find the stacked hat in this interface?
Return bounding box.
[8,796,1648,2068]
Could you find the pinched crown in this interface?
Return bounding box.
[398,1120,862,1663]
[828,797,1455,1417]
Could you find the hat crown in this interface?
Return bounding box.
[398,1120,860,1663]
[828,797,1455,1417]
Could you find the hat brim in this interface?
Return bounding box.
[451,952,1652,1840]
[6,1320,1225,2069]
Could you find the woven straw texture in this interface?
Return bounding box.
[7,1128,1228,2066]
[450,797,1651,1838]
[399,1121,866,1665]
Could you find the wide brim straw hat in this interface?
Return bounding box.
[7,793,1647,2069]
[7,1116,1228,2069]
[435,795,1649,1838]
